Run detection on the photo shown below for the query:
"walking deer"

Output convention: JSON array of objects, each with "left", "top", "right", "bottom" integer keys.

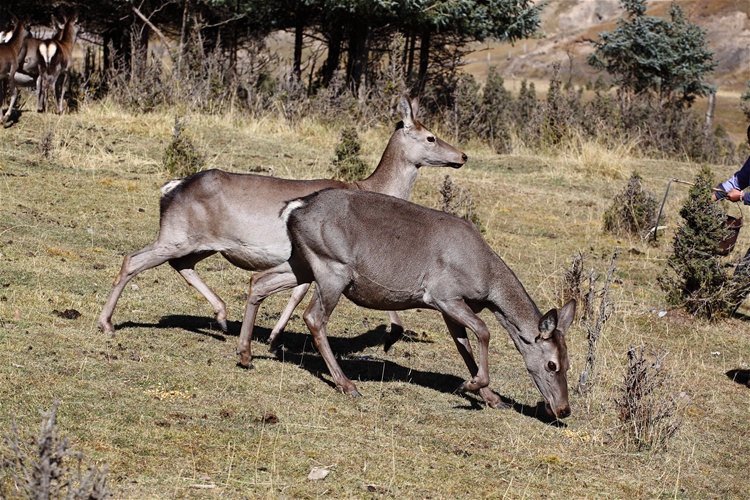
[
  {"left": 37, "top": 12, "right": 78, "bottom": 114},
  {"left": 14, "top": 16, "right": 64, "bottom": 106},
  {"left": 0, "top": 20, "right": 29, "bottom": 125},
  {"left": 274, "top": 189, "right": 575, "bottom": 418},
  {"left": 98, "top": 98, "right": 467, "bottom": 352}
]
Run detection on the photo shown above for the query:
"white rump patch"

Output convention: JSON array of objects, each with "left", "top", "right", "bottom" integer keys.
[
  {"left": 280, "top": 199, "right": 306, "bottom": 223},
  {"left": 160, "top": 179, "right": 184, "bottom": 197},
  {"left": 39, "top": 42, "right": 57, "bottom": 63}
]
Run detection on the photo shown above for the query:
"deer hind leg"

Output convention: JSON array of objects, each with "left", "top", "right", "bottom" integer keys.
[
  {"left": 98, "top": 244, "right": 187, "bottom": 336},
  {"left": 268, "top": 283, "right": 311, "bottom": 350},
  {"left": 54, "top": 72, "right": 68, "bottom": 114},
  {"left": 38, "top": 72, "right": 50, "bottom": 113},
  {"left": 1, "top": 77, "right": 17, "bottom": 124},
  {"left": 237, "top": 263, "right": 303, "bottom": 368},
  {"left": 303, "top": 282, "right": 360, "bottom": 397},
  {"left": 382, "top": 310, "right": 405, "bottom": 352},
  {"left": 168, "top": 252, "right": 226, "bottom": 331}
]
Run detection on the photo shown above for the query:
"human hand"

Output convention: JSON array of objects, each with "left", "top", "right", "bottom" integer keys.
[{"left": 728, "top": 189, "right": 744, "bottom": 202}]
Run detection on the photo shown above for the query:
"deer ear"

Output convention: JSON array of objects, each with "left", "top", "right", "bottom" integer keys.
[
  {"left": 398, "top": 97, "right": 414, "bottom": 130},
  {"left": 556, "top": 299, "right": 577, "bottom": 336},
  {"left": 410, "top": 97, "right": 420, "bottom": 121},
  {"left": 538, "top": 309, "right": 557, "bottom": 340}
]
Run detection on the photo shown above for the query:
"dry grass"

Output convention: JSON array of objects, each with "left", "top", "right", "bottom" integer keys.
[{"left": 1, "top": 100, "right": 749, "bottom": 498}]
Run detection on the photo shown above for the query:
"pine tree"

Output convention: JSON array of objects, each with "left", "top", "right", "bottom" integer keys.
[
  {"left": 658, "top": 166, "right": 733, "bottom": 319},
  {"left": 588, "top": 0, "right": 716, "bottom": 110},
  {"left": 481, "top": 66, "right": 513, "bottom": 153}
]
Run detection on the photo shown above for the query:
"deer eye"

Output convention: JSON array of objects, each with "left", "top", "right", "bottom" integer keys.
[
  {"left": 547, "top": 361, "right": 557, "bottom": 372},
  {"left": 427, "top": 136, "right": 436, "bottom": 143}
]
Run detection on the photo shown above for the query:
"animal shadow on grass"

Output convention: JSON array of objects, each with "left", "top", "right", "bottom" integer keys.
[
  {"left": 726, "top": 369, "right": 750, "bottom": 387},
  {"left": 1, "top": 108, "right": 21, "bottom": 127},
  {"left": 117, "top": 314, "right": 241, "bottom": 342},
  {"left": 271, "top": 325, "right": 563, "bottom": 425}
]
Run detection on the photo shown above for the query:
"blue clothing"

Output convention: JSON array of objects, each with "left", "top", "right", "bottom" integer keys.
[{"left": 716, "top": 155, "right": 750, "bottom": 204}]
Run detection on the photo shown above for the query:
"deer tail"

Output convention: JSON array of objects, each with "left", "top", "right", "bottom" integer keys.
[
  {"left": 38, "top": 41, "right": 57, "bottom": 65},
  {"left": 280, "top": 199, "right": 306, "bottom": 223}
]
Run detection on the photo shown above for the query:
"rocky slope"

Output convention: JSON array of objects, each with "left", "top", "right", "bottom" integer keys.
[{"left": 466, "top": 0, "right": 750, "bottom": 92}]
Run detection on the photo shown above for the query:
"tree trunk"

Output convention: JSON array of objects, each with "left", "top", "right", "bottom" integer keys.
[
  {"left": 104, "top": 23, "right": 131, "bottom": 79},
  {"left": 417, "top": 26, "right": 431, "bottom": 93},
  {"left": 293, "top": 15, "right": 303, "bottom": 81},
  {"left": 704, "top": 91, "right": 716, "bottom": 137},
  {"left": 406, "top": 29, "right": 416, "bottom": 83},
  {"left": 321, "top": 21, "right": 343, "bottom": 87},
  {"left": 346, "top": 20, "right": 369, "bottom": 93},
  {"left": 178, "top": 0, "right": 189, "bottom": 76}
]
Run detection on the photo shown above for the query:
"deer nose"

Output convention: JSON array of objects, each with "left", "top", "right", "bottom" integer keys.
[
  {"left": 461, "top": 153, "right": 468, "bottom": 162},
  {"left": 556, "top": 405, "right": 571, "bottom": 419}
]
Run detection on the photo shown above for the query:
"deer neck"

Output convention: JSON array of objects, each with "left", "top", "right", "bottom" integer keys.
[
  {"left": 61, "top": 21, "right": 78, "bottom": 46},
  {"left": 8, "top": 25, "right": 27, "bottom": 53},
  {"left": 357, "top": 134, "right": 419, "bottom": 200},
  {"left": 488, "top": 264, "right": 542, "bottom": 349}
]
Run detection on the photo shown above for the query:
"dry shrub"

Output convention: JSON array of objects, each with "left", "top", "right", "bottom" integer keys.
[
  {"left": 330, "top": 127, "right": 369, "bottom": 182},
  {"left": 438, "top": 175, "right": 484, "bottom": 233},
  {"left": 615, "top": 346, "right": 689, "bottom": 452},
  {"left": 575, "top": 248, "right": 617, "bottom": 397},
  {"left": 3, "top": 401, "right": 109, "bottom": 498},
  {"left": 603, "top": 172, "right": 658, "bottom": 236},
  {"left": 40, "top": 127, "right": 55, "bottom": 159},
  {"left": 163, "top": 116, "right": 205, "bottom": 178}
]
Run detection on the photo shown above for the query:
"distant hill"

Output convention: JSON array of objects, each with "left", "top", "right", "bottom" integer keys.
[{"left": 465, "top": 0, "right": 750, "bottom": 93}]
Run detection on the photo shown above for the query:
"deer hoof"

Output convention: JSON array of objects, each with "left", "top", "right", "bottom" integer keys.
[
  {"left": 337, "top": 385, "right": 361, "bottom": 398},
  {"left": 478, "top": 387, "right": 506, "bottom": 408},
  {"left": 237, "top": 351, "right": 254, "bottom": 369},
  {"left": 455, "top": 381, "right": 471, "bottom": 394},
  {"left": 236, "top": 360, "right": 254, "bottom": 370},
  {"left": 98, "top": 321, "right": 115, "bottom": 336},
  {"left": 268, "top": 332, "right": 282, "bottom": 353},
  {"left": 216, "top": 318, "right": 228, "bottom": 333}
]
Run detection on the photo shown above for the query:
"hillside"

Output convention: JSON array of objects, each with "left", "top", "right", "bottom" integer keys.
[{"left": 465, "top": 0, "right": 750, "bottom": 91}]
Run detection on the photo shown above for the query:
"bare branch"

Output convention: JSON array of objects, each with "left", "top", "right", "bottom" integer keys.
[{"left": 131, "top": 4, "right": 174, "bottom": 63}]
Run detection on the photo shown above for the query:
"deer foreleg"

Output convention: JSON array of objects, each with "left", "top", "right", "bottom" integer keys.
[
  {"left": 168, "top": 252, "right": 225, "bottom": 331},
  {"left": 441, "top": 301, "right": 492, "bottom": 394}
]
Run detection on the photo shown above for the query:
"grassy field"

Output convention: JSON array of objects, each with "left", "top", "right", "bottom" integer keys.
[{"left": 1, "top": 101, "right": 749, "bottom": 498}]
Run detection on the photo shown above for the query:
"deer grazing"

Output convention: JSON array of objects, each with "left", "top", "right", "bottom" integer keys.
[
  {"left": 98, "top": 98, "right": 468, "bottom": 352},
  {"left": 273, "top": 189, "right": 576, "bottom": 418},
  {"left": 0, "top": 19, "right": 29, "bottom": 125},
  {"left": 37, "top": 12, "right": 78, "bottom": 114}
]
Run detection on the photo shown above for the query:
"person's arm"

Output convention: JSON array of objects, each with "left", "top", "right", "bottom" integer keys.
[{"left": 716, "top": 156, "right": 750, "bottom": 201}]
